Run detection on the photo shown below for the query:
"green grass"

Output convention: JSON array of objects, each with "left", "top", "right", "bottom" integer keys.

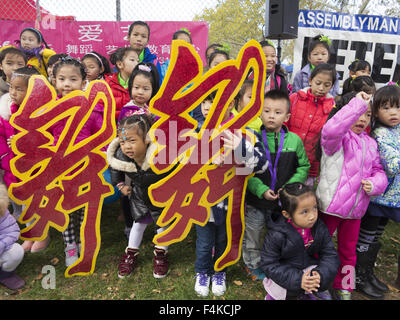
[{"left": 1, "top": 201, "right": 399, "bottom": 300}]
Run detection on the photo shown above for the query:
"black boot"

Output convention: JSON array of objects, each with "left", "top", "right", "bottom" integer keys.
[
  {"left": 368, "top": 242, "right": 389, "bottom": 293},
  {"left": 355, "top": 248, "right": 384, "bottom": 299}
]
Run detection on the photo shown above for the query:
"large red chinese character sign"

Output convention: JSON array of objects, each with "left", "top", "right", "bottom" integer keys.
[
  {"left": 148, "top": 40, "right": 265, "bottom": 271},
  {"left": 9, "top": 77, "right": 116, "bottom": 277}
]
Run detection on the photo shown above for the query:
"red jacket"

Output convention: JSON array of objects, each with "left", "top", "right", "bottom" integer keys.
[
  {"left": 287, "top": 88, "right": 335, "bottom": 177},
  {"left": 104, "top": 73, "right": 130, "bottom": 123}
]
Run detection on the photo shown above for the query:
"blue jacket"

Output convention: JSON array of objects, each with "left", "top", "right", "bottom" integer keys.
[
  {"left": 371, "top": 123, "right": 400, "bottom": 208},
  {"left": 141, "top": 47, "right": 164, "bottom": 86}
]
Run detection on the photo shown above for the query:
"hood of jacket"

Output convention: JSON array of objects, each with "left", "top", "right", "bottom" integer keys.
[{"left": 106, "top": 137, "right": 156, "bottom": 173}]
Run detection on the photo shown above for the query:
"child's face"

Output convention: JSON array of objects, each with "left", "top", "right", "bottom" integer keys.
[
  {"left": 283, "top": 194, "right": 318, "bottom": 229},
  {"left": 175, "top": 33, "right": 191, "bottom": 44},
  {"left": 129, "top": 25, "right": 149, "bottom": 53},
  {"left": 353, "top": 68, "right": 371, "bottom": 77},
  {"left": 9, "top": 76, "right": 28, "bottom": 106},
  {"left": 351, "top": 104, "right": 372, "bottom": 134},
  {"left": 261, "top": 98, "right": 290, "bottom": 132},
  {"left": 82, "top": 57, "right": 104, "bottom": 81},
  {"left": 238, "top": 86, "right": 252, "bottom": 112},
  {"left": 20, "top": 30, "right": 41, "bottom": 50},
  {"left": 375, "top": 101, "right": 400, "bottom": 127},
  {"left": 131, "top": 74, "right": 152, "bottom": 107},
  {"left": 210, "top": 54, "right": 227, "bottom": 68},
  {"left": 0, "top": 53, "right": 26, "bottom": 82},
  {"left": 262, "top": 46, "right": 277, "bottom": 71},
  {"left": 119, "top": 126, "right": 148, "bottom": 166},
  {"left": 117, "top": 51, "right": 139, "bottom": 78},
  {"left": 55, "top": 65, "right": 84, "bottom": 97},
  {"left": 308, "top": 44, "right": 329, "bottom": 66},
  {"left": 309, "top": 72, "right": 333, "bottom": 97},
  {"left": 201, "top": 99, "right": 212, "bottom": 119}
]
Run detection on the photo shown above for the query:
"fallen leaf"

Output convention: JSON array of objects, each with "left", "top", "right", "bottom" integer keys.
[
  {"left": 388, "top": 284, "right": 400, "bottom": 293},
  {"left": 233, "top": 280, "right": 243, "bottom": 286},
  {"left": 152, "top": 289, "right": 161, "bottom": 294},
  {"left": 101, "top": 273, "right": 109, "bottom": 280},
  {"left": 35, "top": 273, "right": 44, "bottom": 281},
  {"left": 390, "top": 237, "right": 400, "bottom": 245},
  {"left": 166, "top": 287, "right": 174, "bottom": 292},
  {"left": 130, "top": 293, "right": 136, "bottom": 299},
  {"left": 50, "top": 257, "right": 59, "bottom": 266}
]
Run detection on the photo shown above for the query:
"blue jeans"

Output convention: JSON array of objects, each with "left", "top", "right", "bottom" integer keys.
[{"left": 195, "top": 220, "right": 227, "bottom": 275}]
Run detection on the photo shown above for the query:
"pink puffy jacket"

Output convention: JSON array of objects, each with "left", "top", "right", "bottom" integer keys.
[
  {"left": 0, "top": 116, "right": 17, "bottom": 187},
  {"left": 316, "top": 97, "right": 388, "bottom": 219}
]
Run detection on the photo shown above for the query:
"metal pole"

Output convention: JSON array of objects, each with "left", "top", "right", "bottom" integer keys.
[
  {"left": 277, "top": 39, "right": 282, "bottom": 65},
  {"left": 116, "top": 0, "right": 121, "bottom": 21},
  {"left": 35, "top": 0, "right": 41, "bottom": 30}
]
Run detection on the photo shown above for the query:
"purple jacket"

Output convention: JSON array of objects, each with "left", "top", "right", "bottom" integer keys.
[
  {"left": 0, "top": 210, "right": 20, "bottom": 256},
  {"left": 316, "top": 97, "right": 388, "bottom": 219}
]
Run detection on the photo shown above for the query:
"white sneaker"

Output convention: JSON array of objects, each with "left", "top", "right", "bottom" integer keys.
[
  {"left": 65, "top": 243, "right": 79, "bottom": 267},
  {"left": 194, "top": 272, "right": 210, "bottom": 297},
  {"left": 211, "top": 272, "right": 226, "bottom": 296}
]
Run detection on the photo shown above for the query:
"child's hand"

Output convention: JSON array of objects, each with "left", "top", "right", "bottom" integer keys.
[
  {"left": 301, "top": 270, "right": 320, "bottom": 294},
  {"left": 361, "top": 180, "right": 373, "bottom": 193},
  {"left": 6, "top": 135, "right": 14, "bottom": 148},
  {"left": 221, "top": 130, "right": 242, "bottom": 153},
  {"left": 120, "top": 185, "right": 132, "bottom": 196},
  {"left": 356, "top": 91, "right": 372, "bottom": 104},
  {"left": 263, "top": 189, "right": 278, "bottom": 201}
]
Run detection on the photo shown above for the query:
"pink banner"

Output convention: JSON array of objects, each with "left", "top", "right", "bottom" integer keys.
[{"left": 0, "top": 20, "right": 209, "bottom": 65}]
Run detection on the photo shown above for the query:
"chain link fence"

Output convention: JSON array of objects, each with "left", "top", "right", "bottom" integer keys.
[{"left": 1, "top": 0, "right": 270, "bottom": 58}]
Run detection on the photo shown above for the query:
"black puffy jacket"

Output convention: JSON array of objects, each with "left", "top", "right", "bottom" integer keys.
[
  {"left": 260, "top": 211, "right": 340, "bottom": 297},
  {"left": 107, "top": 138, "right": 169, "bottom": 223}
]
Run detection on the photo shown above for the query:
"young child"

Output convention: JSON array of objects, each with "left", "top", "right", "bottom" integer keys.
[
  {"left": 106, "top": 47, "right": 140, "bottom": 122},
  {"left": 118, "top": 62, "right": 160, "bottom": 122},
  {"left": 0, "top": 183, "right": 25, "bottom": 290},
  {"left": 194, "top": 92, "right": 268, "bottom": 297},
  {"left": 0, "top": 66, "right": 48, "bottom": 254},
  {"left": 232, "top": 80, "right": 262, "bottom": 132},
  {"left": 46, "top": 53, "right": 68, "bottom": 87},
  {"left": 107, "top": 114, "right": 170, "bottom": 279},
  {"left": 191, "top": 48, "right": 230, "bottom": 125},
  {"left": 205, "top": 43, "right": 223, "bottom": 68},
  {"left": 127, "top": 21, "right": 163, "bottom": 85},
  {"left": 355, "top": 85, "right": 400, "bottom": 298},
  {"left": 15, "top": 27, "right": 56, "bottom": 78},
  {"left": 287, "top": 63, "right": 336, "bottom": 185},
  {"left": 160, "top": 28, "right": 193, "bottom": 80},
  {"left": 207, "top": 47, "right": 230, "bottom": 69},
  {"left": 0, "top": 47, "right": 27, "bottom": 98},
  {"left": 260, "top": 183, "right": 339, "bottom": 300},
  {"left": 244, "top": 90, "right": 310, "bottom": 281},
  {"left": 341, "top": 60, "right": 371, "bottom": 96},
  {"left": 292, "top": 35, "right": 340, "bottom": 97},
  {"left": 259, "top": 40, "right": 288, "bottom": 95},
  {"left": 315, "top": 91, "right": 388, "bottom": 300},
  {"left": 52, "top": 57, "right": 108, "bottom": 266},
  {"left": 82, "top": 51, "right": 111, "bottom": 90}
]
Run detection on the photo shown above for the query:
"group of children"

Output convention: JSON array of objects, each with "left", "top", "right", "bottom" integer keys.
[{"left": 0, "top": 24, "right": 398, "bottom": 301}]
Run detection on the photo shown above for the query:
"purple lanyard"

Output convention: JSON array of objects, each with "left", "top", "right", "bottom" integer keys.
[{"left": 262, "top": 128, "right": 285, "bottom": 191}]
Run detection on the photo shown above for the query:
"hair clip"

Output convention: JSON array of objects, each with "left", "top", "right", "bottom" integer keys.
[
  {"left": 121, "top": 127, "right": 128, "bottom": 141},
  {"left": 138, "top": 64, "right": 151, "bottom": 72},
  {"left": 219, "top": 43, "right": 231, "bottom": 54},
  {"left": 180, "top": 27, "right": 191, "bottom": 35},
  {"left": 319, "top": 35, "right": 332, "bottom": 46},
  {"left": 266, "top": 39, "right": 275, "bottom": 48}
]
